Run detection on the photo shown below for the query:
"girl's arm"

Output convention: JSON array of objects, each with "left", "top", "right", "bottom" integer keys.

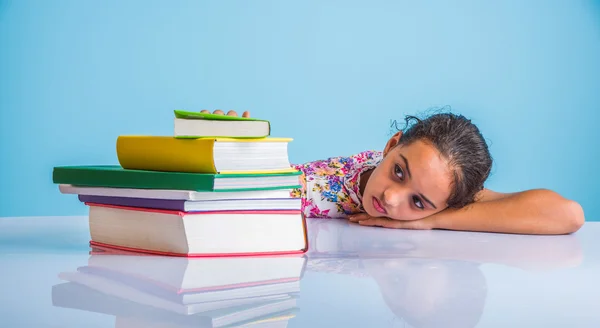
[
  {"left": 350, "top": 189, "right": 585, "bottom": 235},
  {"left": 431, "top": 188, "right": 584, "bottom": 234}
]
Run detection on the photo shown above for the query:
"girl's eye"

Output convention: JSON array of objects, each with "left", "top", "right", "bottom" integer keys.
[
  {"left": 394, "top": 164, "right": 423, "bottom": 210},
  {"left": 394, "top": 164, "right": 404, "bottom": 179},
  {"left": 413, "top": 196, "right": 424, "bottom": 209}
]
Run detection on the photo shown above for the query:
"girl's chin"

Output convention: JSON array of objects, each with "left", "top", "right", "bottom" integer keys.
[{"left": 364, "top": 207, "right": 381, "bottom": 218}]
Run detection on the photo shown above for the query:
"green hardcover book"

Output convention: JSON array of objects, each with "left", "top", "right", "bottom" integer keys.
[
  {"left": 52, "top": 165, "right": 302, "bottom": 192},
  {"left": 173, "top": 110, "right": 271, "bottom": 139}
]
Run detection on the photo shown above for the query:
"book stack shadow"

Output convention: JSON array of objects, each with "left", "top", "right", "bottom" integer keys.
[{"left": 52, "top": 110, "right": 308, "bottom": 257}]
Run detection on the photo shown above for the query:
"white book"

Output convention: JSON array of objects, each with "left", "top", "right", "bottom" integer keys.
[
  {"left": 59, "top": 184, "right": 295, "bottom": 201},
  {"left": 174, "top": 117, "right": 270, "bottom": 139},
  {"left": 87, "top": 204, "right": 307, "bottom": 256}
]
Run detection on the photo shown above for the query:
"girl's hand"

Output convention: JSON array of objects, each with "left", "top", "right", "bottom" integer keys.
[
  {"left": 348, "top": 213, "right": 436, "bottom": 230},
  {"left": 200, "top": 109, "right": 251, "bottom": 118}
]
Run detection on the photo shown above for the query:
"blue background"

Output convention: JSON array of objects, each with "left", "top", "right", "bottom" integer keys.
[{"left": 1, "top": 0, "right": 599, "bottom": 220}]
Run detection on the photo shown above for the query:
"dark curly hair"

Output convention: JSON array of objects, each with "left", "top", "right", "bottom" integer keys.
[{"left": 395, "top": 110, "right": 492, "bottom": 208}]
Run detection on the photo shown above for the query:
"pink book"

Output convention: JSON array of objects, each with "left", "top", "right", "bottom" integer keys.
[{"left": 85, "top": 203, "right": 309, "bottom": 258}]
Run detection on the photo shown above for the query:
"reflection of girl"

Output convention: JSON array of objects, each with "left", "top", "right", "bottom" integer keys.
[{"left": 362, "top": 258, "right": 487, "bottom": 328}]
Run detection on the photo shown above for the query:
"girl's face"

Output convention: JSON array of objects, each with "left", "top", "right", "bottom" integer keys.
[{"left": 362, "top": 132, "right": 454, "bottom": 221}]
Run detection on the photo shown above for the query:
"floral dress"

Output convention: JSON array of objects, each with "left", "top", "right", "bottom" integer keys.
[{"left": 290, "top": 150, "right": 383, "bottom": 219}]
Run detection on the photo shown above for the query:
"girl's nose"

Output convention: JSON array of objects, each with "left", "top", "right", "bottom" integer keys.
[{"left": 383, "top": 185, "right": 406, "bottom": 208}]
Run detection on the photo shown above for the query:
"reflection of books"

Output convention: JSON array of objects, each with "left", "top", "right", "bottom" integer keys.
[
  {"left": 52, "top": 251, "right": 304, "bottom": 327},
  {"left": 58, "top": 270, "right": 297, "bottom": 315},
  {"left": 82, "top": 249, "right": 304, "bottom": 297},
  {"left": 52, "top": 282, "right": 296, "bottom": 328}
]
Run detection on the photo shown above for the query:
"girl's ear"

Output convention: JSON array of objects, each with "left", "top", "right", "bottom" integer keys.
[{"left": 383, "top": 131, "right": 403, "bottom": 156}]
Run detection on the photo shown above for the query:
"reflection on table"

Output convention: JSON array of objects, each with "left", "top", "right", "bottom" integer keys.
[
  {"left": 50, "top": 218, "right": 585, "bottom": 328},
  {"left": 305, "top": 219, "right": 583, "bottom": 328},
  {"left": 52, "top": 246, "right": 306, "bottom": 328}
]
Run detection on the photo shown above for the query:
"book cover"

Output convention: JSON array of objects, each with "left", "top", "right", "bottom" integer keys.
[
  {"left": 77, "top": 194, "right": 301, "bottom": 212},
  {"left": 173, "top": 110, "right": 272, "bottom": 139},
  {"left": 52, "top": 165, "right": 302, "bottom": 192},
  {"left": 60, "top": 184, "right": 295, "bottom": 201},
  {"left": 116, "top": 135, "right": 296, "bottom": 174}
]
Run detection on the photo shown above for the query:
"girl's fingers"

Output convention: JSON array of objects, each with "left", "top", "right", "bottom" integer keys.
[
  {"left": 348, "top": 213, "right": 372, "bottom": 222},
  {"left": 357, "top": 218, "right": 403, "bottom": 228},
  {"left": 358, "top": 218, "right": 432, "bottom": 230},
  {"left": 199, "top": 109, "right": 250, "bottom": 118}
]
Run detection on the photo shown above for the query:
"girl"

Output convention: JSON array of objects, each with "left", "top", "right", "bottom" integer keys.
[{"left": 201, "top": 109, "right": 585, "bottom": 235}]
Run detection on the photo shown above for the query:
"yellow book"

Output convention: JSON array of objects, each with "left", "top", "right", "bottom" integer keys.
[{"left": 116, "top": 136, "right": 297, "bottom": 174}]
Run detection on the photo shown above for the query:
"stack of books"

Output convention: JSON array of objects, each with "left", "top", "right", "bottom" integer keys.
[
  {"left": 52, "top": 110, "right": 308, "bottom": 257},
  {"left": 52, "top": 246, "right": 305, "bottom": 327}
]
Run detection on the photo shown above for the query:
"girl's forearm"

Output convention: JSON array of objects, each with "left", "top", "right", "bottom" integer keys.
[{"left": 431, "top": 189, "right": 585, "bottom": 235}]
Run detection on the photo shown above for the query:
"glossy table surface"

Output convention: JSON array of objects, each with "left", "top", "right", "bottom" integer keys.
[{"left": 1, "top": 216, "right": 599, "bottom": 328}]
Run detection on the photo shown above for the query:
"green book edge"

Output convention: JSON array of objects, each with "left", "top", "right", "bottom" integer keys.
[
  {"left": 52, "top": 165, "right": 302, "bottom": 178},
  {"left": 174, "top": 109, "right": 269, "bottom": 122},
  {"left": 52, "top": 165, "right": 302, "bottom": 192}
]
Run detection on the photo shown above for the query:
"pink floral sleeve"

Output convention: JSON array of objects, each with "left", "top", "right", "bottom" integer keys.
[{"left": 290, "top": 151, "right": 383, "bottom": 219}]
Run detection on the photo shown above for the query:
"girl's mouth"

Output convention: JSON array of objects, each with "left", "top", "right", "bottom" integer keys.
[{"left": 372, "top": 197, "right": 387, "bottom": 214}]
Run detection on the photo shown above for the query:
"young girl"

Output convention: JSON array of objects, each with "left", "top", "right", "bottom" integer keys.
[{"left": 201, "top": 109, "right": 585, "bottom": 235}]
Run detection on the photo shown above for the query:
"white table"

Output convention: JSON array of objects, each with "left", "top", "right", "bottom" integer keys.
[{"left": 1, "top": 216, "right": 598, "bottom": 327}]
